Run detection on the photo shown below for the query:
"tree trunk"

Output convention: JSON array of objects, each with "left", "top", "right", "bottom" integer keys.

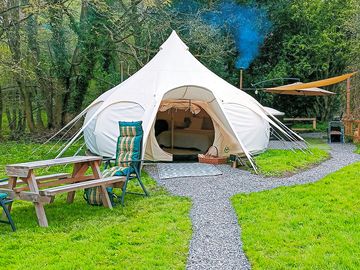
[
  {"left": 48, "top": 1, "right": 70, "bottom": 127},
  {"left": 18, "top": 105, "right": 25, "bottom": 133},
  {"left": 68, "top": 0, "right": 94, "bottom": 114},
  {"left": 34, "top": 88, "right": 45, "bottom": 129},
  {"left": 5, "top": 0, "right": 35, "bottom": 132},
  {"left": 25, "top": 10, "right": 49, "bottom": 130},
  {"left": 6, "top": 107, "right": 17, "bottom": 138}
]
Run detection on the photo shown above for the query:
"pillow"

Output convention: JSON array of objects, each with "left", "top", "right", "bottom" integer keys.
[{"left": 188, "top": 117, "right": 203, "bottom": 130}]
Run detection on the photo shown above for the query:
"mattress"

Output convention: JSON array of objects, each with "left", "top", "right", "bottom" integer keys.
[{"left": 157, "top": 129, "right": 214, "bottom": 153}]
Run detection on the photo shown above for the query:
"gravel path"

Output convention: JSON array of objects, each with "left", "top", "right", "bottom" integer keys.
[{"left": 145, "top": 143, "right": 360, "bottom": 270}]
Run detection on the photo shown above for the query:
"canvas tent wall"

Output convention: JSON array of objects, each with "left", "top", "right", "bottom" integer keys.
[{"left": 59, "top": 31, "right": 301, "bottom": 167}]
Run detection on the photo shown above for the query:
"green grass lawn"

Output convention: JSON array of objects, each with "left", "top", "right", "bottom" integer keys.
[
  {"left": 254, "top": 139, "right": 329, "bottom": 177},
  {"left": 355, "top": 144, "right": 360, "bottom": 154},
  {"left": 232, "top": 162, "right": 360, "bottom": 269},
  {"left": 0, "top": 141, "right": 86, "bottom": 178},
  {"left": 290, "top": 121, "right": 328, "bottom": 133},
  {"left": 0, "top": 141, "right": 192, "bottom": 269}
]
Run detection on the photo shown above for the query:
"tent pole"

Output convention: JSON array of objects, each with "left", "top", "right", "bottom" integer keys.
[{"left": 171, "top": 108, "right": 174, "bottom": 151}]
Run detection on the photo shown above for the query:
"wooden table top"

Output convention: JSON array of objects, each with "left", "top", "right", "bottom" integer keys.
[{"left": 6, "top": 156, "right": 102, "bottom": 170}]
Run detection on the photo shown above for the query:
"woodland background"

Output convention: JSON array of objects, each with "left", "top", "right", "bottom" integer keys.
[{"left": 0, "top": 0, "right": 359, "bottom": 139}]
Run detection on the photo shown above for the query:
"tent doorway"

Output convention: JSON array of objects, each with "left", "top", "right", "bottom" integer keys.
[{"left": 155, "top": 100, "right": 215, "bottom": 161}]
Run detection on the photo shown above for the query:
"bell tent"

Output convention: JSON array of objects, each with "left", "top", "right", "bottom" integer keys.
[{"left": 58, "top": 31, "right": 301, "bottom": 168}]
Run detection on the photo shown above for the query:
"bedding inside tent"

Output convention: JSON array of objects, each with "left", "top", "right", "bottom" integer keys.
[{"left": 155, "top": 100, "right": 215, "bottom": 160}]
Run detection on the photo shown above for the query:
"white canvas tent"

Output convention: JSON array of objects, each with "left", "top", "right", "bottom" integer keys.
[{"left": 58, "top": 31, "right": 303, "bottom": 169}]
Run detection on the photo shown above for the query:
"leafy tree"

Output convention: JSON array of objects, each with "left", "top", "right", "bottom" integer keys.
[
  {"left": 0, "top": 0, "right": 358, "bottom": 138},
  {"left": 247, "top": 0, "right": 358, "bottom": 120}
]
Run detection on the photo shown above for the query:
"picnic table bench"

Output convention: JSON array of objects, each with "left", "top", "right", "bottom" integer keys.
[
  {"left": 283, "top": 117, "right": 317, "bottom": 131},
  {"left": 1, "top": 156, "right": 125, "bottom": 227},
  {"left": 0, "top": 173, "right": 71, "bottom": 191}
]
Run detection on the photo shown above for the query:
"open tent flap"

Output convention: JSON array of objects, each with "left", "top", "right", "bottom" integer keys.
[
  {"left": 145, "top": 123, "right": 173, "bottom": 161},
  {"left": 144, "top": 96, "right": 257, "bottom": 170},
  {"left": 204, "top": 101, "right": 244, "bottom": 155},
  {"left": 144, "top": 96, "right": 245, "bottom": 160}
]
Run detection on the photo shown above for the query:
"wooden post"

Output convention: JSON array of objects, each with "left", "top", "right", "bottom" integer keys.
[
  {"left": 27, "top": 171, "right": 48, "bottom": 227},
  {"left": 355, "top": 123, "right": 360, "bottom": 143},
  {"left": 66, "top": 162, "right": 91, "bottom": 203},
  {"left": 67, "top": 163, "right": 80, "bottom": 203},
  {"left": 346, "top": 78, "right": 351, "bottom": 117},
  {"left": 343, "top": 78, "right": 352, "bottom": 137},
  {"left": 90, "top": 161, "right": 112, "bottom": 209}
]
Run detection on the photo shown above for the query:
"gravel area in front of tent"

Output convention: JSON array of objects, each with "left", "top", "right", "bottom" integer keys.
[
  {"left": 267, "top": 140, "right": 307, "bottom": 150},
  {"left": 145, "top": 143, "right": 360, "bottom": 270}
]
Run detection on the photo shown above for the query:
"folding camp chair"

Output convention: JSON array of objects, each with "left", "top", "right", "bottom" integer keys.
[
  {"left": 103, "top": 121, "right": 149, "bottom": 206},
  {"left": 0, "top": 184, "right": 16, "bottom": 231}
]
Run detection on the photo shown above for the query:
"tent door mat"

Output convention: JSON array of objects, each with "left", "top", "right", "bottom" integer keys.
[{"left": 157, "top": 163, "right": 222, "bottom": 179}]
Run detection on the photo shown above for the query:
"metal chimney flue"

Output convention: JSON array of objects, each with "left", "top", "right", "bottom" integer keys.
[{"left": 239, "top": 68, "right": 244, "bottom": 89}]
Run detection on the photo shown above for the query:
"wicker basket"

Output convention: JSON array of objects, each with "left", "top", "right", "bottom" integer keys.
[
  {"left": 198, "top": 154, "right": 228, "bottom": 164},
  {"left": 198, "top": 146, "right": 228, "bottom": 164}
]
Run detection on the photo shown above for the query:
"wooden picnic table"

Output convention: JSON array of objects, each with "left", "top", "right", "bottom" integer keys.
[{"left": 2, "top": 156, "right": 124, "bottom": 227}]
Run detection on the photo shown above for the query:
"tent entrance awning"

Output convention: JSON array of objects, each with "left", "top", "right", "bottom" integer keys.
[{"left": 159, "top": 100, "right": 202, "bottom": 114}]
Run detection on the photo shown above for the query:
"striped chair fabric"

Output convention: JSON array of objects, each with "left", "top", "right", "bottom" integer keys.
[{"left": 103, "top": 121, "right": 143, "bottom": 177}]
